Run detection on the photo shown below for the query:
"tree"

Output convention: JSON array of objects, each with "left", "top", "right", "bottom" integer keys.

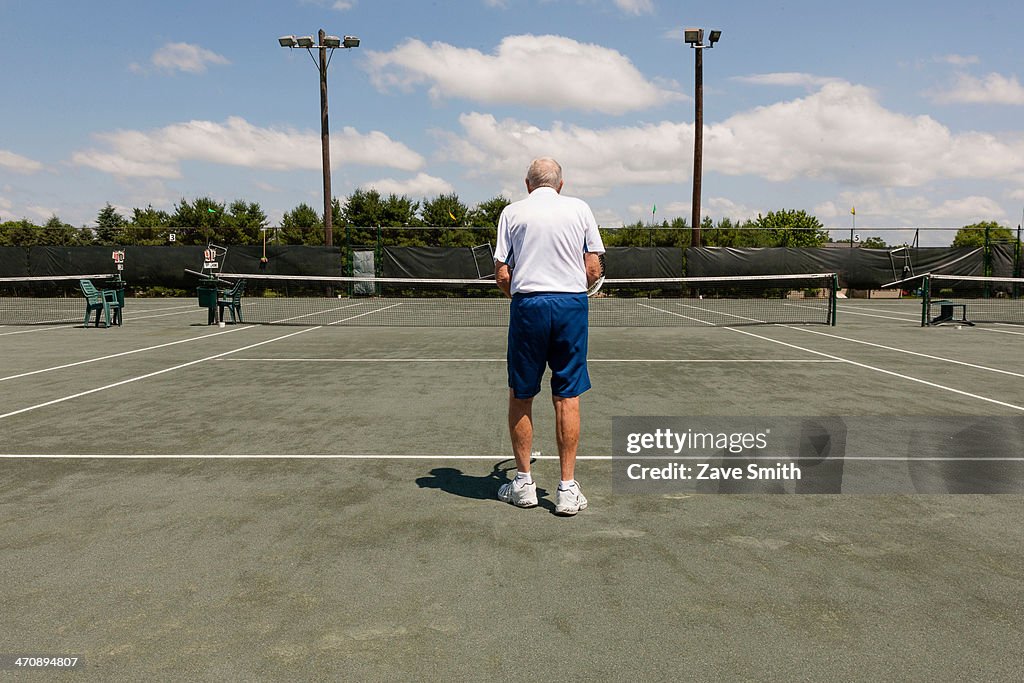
[
  {"left": 860, "top": 236, "right": 888, "bottom": 249},
  {"left": 340, "top": 188, "right": 422, "bottom": 247},
  {"left": 601, "top": 217, "right": 690, "bottom": 248},
  {"left": 752, "top": 209, "right": 828, "bottom": 247},
  {"left": 0, "top": 219, "right": 41, "bottom": 246},
  {"left": 170, "top": 197, "right": 225, "bottom": 245},
  {"left": 468, "top": 195, "right": 510, "bottom": 228},
  {"left": 129, "top": 205, "right": 172, "bottom": 245},
  {"left": 339, "top": 188, "right": 387, "bottom": 228},
  {"left": 420, "top": 193, "right": 468, "bottom": 227},
  {"left": 279, "top": 203, "right": 323, "bottom": 245},
  {"left": 704, "top": 217, "right": 746, "bottom": 247},
  {"left": 421, "top": 193, "right": 474, "bottom": 246},
  {"left": 41, "top": 215, "right": 91, "bottom": 245},
  {"left": 95, "top": 203, "right": 128, "bottom": 245},
  {"left": 951, "top": 221, "right": 1015, "bottom": 248},
  {"left": 223, "top": 200, "right": 268, "bottom": 245}
]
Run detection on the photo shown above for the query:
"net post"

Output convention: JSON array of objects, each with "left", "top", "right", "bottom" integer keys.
[
  {"left": 921, "top": 274, "right": 930, "bottom": 327},
  {"left": 983, "top": 223, "right": 992, "bottom": 298},
  {"left": 1015, "top": 224, "right": 1022, "bottom": 279},
  {"left": 830, "top": 273, "right": 838, "bottom": 326}
]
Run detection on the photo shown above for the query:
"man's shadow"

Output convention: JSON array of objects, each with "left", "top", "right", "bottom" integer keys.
[{"left": 415, "top": 458, "right": 554, "bottom": 511}]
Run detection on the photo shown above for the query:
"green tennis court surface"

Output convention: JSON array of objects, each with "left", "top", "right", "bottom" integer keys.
[{"left": 1, "top": 300, "right": 1021, "bottom": 680}]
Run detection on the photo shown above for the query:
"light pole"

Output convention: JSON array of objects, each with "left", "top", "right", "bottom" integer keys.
[
  {"left": 279, "top": 31, "right": 360, "bottom": 247},
  {"left": 683, "top": 28, "right": 721, "bottom": 249}
]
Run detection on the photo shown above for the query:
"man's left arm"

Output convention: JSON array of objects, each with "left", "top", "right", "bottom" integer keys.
[
  {"left": 584, "top": 252, "right": 602, "bottom": 288},
  {"left": 582, "top": 204, "right": 605, "bottom": 287}
]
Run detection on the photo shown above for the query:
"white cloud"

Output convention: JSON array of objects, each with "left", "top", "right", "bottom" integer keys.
[
  {"left": 439, "top": 81, "right": 1024, "bottom": 199},
  {"left": 366, "top": 34, "right": 682, "bottom": 114},
  {"left": 253, "top": 181, "right": 281, "bottom": 193},
  {"left": 0, "top": 150, "right": 44, "bottom": 174},
  {"left": 733, "top": 72, "right": 842, "bottom": 89},
  {"left": 710, "top": 81, "right": 1024, "bottom": 186},
  {"left": 628, "top": 197, "right": 764, "bottom": 223},
  {"left": 613, "top": 0, "right": 654, "bottom": 14},
  {"left": 299, "top": 0, "right": 355, "bottom": 11},
  {"left": 71, "top": 116, "right": 425, "bottom": 179},
  {"left": 929, "top": 72, "right": 1024, "bottom": 105},
  {"left": 147, "top": 42, "right": 230, "bottom": 74},
  {"left": 1008, "top": 188, "right": 1024, "bottom": 201},
  {"left": 360, "top": 173, "right": 454, "bottom": 198},
  {"left": 936, "top": 54, "right": 980, "bottom": 66},
  {"left": 816, "top": 191, "right": 1008, "bottom": 226},
  {"left": 437, "top": 112, "right": 693, "bottom": 196},
  {"left": 25, "top": 205, "right": 58, "bottom": 221}
]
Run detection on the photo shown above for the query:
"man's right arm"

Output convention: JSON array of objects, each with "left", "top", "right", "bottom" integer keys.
[{"left": 496, "top": 262, "right": 512, "bottom": 298}]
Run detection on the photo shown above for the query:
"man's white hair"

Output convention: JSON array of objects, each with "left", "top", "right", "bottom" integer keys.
[{"left": 526, "top": 157, "right": 563, "bottom": 190}]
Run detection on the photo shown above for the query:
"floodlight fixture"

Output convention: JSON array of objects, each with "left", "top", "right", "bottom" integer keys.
[
  {"left": 276, "top": 27, "right": 361, "bottom": 247},
  {"left": 684, "top": 27, "right": 724, "bottom": 248}
]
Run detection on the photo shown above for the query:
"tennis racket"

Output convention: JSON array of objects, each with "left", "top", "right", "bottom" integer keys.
[{"left": 586, "top": 252, "right": 606, "bottom": 297}]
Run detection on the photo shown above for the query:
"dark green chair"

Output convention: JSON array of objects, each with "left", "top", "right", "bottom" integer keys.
[
  {"left": 80, "top": 279, "right": 123, "bottom": 328},
  {"left": 217, "top": 279, "right": 245, "bottom": 323}
]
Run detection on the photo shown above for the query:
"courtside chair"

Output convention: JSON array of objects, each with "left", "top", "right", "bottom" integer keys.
[
  {"left": 79, "top": 279, "right": 123, "bottom": 328},
  {"left": 217, "top": 279, "right": 245, "bottom": 323}
]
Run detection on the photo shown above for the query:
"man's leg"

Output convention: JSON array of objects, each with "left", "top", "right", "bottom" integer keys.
[
  {"left": 499, "top": 391, "right": 539, "bottom": 508},
  {"left": 552, "top": 395, "right": 580, "bottom": 481},
  {"left": 509, "top": 391, "right": 535, "bottom": 474}
]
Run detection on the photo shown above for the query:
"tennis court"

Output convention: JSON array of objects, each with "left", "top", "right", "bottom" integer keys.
[{"left": 1, "top": 297, "right": 1022, "bottom": 680}]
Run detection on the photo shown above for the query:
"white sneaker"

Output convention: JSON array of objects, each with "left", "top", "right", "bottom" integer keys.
[
  {"left": 498, "top": 478, "right": 538, "bottom": 508},
  {"left": 554, "top": 483, "right": 588, "bottom": 516}
]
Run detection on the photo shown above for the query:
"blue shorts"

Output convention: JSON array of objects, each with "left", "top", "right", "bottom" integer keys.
[{"left": 507, "top": 292, "right": 591, "bottom": 399}]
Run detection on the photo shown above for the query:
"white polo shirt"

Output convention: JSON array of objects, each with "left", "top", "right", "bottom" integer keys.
[{"left": 494, "top": 187, "right": 605, "bottom": 295}]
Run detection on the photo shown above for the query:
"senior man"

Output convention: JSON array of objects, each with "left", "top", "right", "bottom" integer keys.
[{"left": 493, "top": 157, "right": 604, "bottom": 516}]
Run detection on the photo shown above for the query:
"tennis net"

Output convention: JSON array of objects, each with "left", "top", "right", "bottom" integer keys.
[
  {"left": 924, "top": 274, "right": 1024, "bottom": 325},
  {"left": 0, "top": 274, "right": 123, "bottom": 325},
  {"left": 205, "top": 272, "right": 838, "bottom": 327}
]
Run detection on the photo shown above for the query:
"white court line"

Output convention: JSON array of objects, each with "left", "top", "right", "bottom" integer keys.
[
  {"left": 0, "top": 325, "right": 256, "bottom": 382},
  {"left": 215, "top": 357, "right": 843, "bottom": 364},
  {"left": 1, "top": 453, "right": 1021, "bottom": 461},
  {"left": 848, "top": 305, "right": 921, "bottom": 316},
  {"left": 328, "top": 302, "right": 403, "bottom": 325},
  {"left": 638, "top": 302, "right": 722, "bottom": 325},
  {"left": 729, "top": 325, "right": 1024, "bottom": 411},
  {"left": 783, "top": 326, "right": 1024, "bottom": 380},
  {"left": 979, "top": 326, "right": 1024, "bottom": 337},
  {"left": 254, "top": 300, "right": 367, "bottom": 324},
  {"left": 0, "top": 327, "right": 318, "bottom": 421},
  {"left": 639, "top": 302, "right": 1024, "bottom": 412},
  {"left": 0, "top": 453, "right": 612, "bottom": 460},
  {"left": 833, "top": 309, "right": 920, "bottom": 322},
  {"left": 0, "top": 303, "right": 209, "bottom": 336}
]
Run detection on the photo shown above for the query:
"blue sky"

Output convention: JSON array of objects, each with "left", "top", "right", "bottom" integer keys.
[{"left": 1, "top": 0, "right": 1022, "bottom": 245}]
